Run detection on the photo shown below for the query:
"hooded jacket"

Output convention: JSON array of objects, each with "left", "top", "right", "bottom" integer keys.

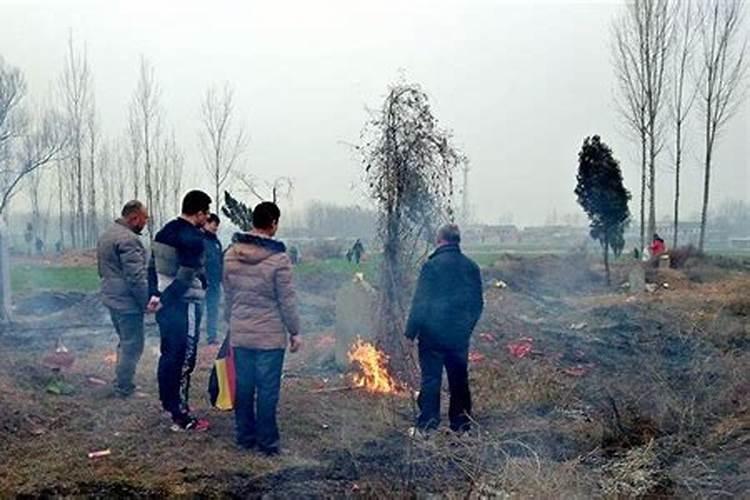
[
  {"left": 223, "top": 233, "right": 301, "bottom": 350},
  {"left": 97, "top": 219, "right": 149, "bottom": 313}
]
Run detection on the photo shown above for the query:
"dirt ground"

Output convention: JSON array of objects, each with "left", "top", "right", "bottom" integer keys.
[{"left": 0, "top": 253, "right": 748, "bottom": 498}]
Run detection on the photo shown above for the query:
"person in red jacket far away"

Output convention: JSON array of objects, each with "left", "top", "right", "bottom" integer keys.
[{"left": 649, "top": 233, "right": 667, "bottom": 258}]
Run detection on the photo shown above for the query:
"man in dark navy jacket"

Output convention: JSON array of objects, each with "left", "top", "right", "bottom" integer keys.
[
  {"left": 148, "top": 190, "right": 212, "bottom": 432},
  {"left": 405, "top": 224, "right": 483, "bottom": 434}
]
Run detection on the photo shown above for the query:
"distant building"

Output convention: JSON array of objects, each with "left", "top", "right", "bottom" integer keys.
[
  {"left": 729, "top": 237, "right": 750, "bottom": 250},
  {"left": 464, "top": 225, "right": 520, "bottom": 245}
]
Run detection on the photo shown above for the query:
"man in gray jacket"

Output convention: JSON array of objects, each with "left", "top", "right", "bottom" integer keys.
[{"left": 97, "top": 200, "right": 151, "bottom": 397}]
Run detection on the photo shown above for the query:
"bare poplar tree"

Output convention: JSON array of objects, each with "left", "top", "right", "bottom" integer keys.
[
  {"left": 612, "top": 0, "right": 674, "bottom": 249},
  {"left": 26, "top": 162, "right": 45, "bottom": 240},
  {"left": 199, "top": 82, "right": 248, "bottom": 205},
  {"left": 1, "top": 109, "right": 68, "bottom": 215},
  {"left": 130, "top": 56, "right": 163, "bottom": 236},
  {"left": 0, "top": 59, "right": 67, "bottom": 216},
  {"left": 669, "top": 0, "right": 701, "bottom": 248},
  {"left": 85, "top": 102, "right": 99, "bottom": 245},
  {"left": 361, "top": 82, "right": 464, "bottom": 374},
  {"left": 0, "top": 57, "right": 26, "bottom": 150},
  {"left": 126, "top": 119, "right": 142, "bottom": 200},
  {"left": 697, "top": 0, "right": 748, "bottom": 251},
  {"left": 98, "top": 140, "right": 112, "bottom": 224},
  {"left": 110, "top": 138, "right": 128, "bottom": 217},
  {"left": 164, "top": 132, "right": 184, "bottom": 216},
  {"left": 59, "top": 34, "right": 93, "bottom": 247}
]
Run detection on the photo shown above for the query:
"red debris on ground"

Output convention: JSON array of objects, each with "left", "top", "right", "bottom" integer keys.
[
  {"left": 562, "top": 364, "right": 594, "bottom": 377},
  {"left": 468, "top": 351, "right": 485, "bottom": 363},
  {"left": 506, "top": 337, "right": 534, "bottom": 359}
]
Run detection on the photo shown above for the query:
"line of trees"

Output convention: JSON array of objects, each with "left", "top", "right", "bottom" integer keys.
[
  {"left": 0, "top": 35, "right": 257, "bottom": 249},
  {"left": 612, "top": 0, "right": 748, "bottom": 252}
]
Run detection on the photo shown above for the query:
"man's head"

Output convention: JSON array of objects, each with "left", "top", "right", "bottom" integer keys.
[
  {"left": 436, "top": 224, "right": 461, "bottom": 247},
  {"left": 121, "top": 200, "right": 149, "bottom": 233},
  {"left": 205, "top": 213, "right": 220, "bottom": 235},
  {"left": 181, "top": 190, "right": 212, "bottom": 227},
  {"left": 252, "top": 201, "right": 281, "bottom": 237}
]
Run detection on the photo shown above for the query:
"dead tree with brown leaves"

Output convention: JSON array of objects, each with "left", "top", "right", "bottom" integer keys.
[{"left": 360, "top": 82, "right": 464, "bottom": 374}]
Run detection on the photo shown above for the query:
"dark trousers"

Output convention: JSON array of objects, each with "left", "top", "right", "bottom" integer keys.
[
  {"left": 234, "top": 347, "right": 285, "bottom": 451},
  {"left": 156, "top": 301, "right": 202, "bottom": 419},
  {"left": 417, "top": 344, "right": 472, "bottom": 432},
  {"left": 204, "top": 286, "right": 220, "bottom": 343},
  {"left": 107, "top": 309, "right": 145, "bottom": 396}
]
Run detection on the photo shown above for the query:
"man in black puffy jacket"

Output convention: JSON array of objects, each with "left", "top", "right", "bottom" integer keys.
[
  {"left": 405, "top": 224, "right": 483, "bottom": 433},
  {"left": 148, "top": 190, "right": 212, "bottom": 432}
]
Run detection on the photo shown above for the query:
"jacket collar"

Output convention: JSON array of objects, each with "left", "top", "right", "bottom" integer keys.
[
  {"left": 232, "top": 232, "right": 286, "bottom": 253},
  {"left": 204, "top": 231, "right": 219, "bottom": 241},
  {"left": 430, "top": 243, "right": 461, "bottom": 259},
  {"left": 115, "top": 218, "right": 141, "bottom": 236}
]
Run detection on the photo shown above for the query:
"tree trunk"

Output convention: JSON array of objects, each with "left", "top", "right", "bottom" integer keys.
[
  {"left": 648, "top": 133, "right": 657, "bottom": 242},
  {"left": 57, "top": 166, "right": 65, "bottom": 247},
  {"left": 673, "top": 121, "right": 682, "bottom": 249},
  {"left": 699, "top": 139, "right": 713, "bottom": 253},
  {"left": 603, "top": 238, "right": 611, "bottom": 287},
  {"left": 640, "top": 133, "right": 647, "bottom": 251},
  {"left": 76, "top": 153, "right": 85, "bottom": 248}
]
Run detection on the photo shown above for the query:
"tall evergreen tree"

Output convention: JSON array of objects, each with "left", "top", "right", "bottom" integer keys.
[{"left": 575, "top": 136, "right": 631, "bottom": 285}]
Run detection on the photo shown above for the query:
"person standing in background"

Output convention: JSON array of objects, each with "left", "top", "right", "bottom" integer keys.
[{"left": 203, "top": 213, "right": 223, "bottom": 345}]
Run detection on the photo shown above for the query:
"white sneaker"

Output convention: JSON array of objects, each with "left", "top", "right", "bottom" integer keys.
[{"left": 408, "top": 427, "right": 428, "bottom": 439}]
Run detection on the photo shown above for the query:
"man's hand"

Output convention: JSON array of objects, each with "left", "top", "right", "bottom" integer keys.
[
  {"left": 289, "top": 335, "right": 302, "bottom": 353},
  {"left": 146, "top": 296, "right": 162, "bottom": 313}
]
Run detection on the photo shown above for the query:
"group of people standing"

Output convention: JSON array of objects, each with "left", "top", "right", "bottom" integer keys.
[
  {"left": 97, "top": 191, "right": 301, "bottom": 454},
  {"left": 97, "top": 190, "right": 483, "bottom": 455}
]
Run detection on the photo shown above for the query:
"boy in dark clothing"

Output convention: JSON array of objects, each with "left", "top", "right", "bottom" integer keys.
[
  {"left": 405, "top": 224, "right": 483, "bottom": 434},
  {"left": 203, "top": 213, "right": 223, "bottom": 345},
  {"left": 148, "top": 190, "right": 212, "bottom": 431}
]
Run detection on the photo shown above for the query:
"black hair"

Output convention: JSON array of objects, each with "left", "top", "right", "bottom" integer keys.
[
  {"left": 252, "top": 201, "right": 281, "bottom": 230},
  {"left": 181, "top": 190, "right": 212, "bottom": 215},
  {"left": 207, "top": 213, "right": 221, "bottom": 225}
]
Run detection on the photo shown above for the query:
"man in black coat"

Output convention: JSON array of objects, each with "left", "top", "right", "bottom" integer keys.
[{"left": 405, "top": 224, "right": 483, "bottom": 433}]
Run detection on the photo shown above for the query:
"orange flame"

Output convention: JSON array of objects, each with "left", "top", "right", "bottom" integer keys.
[{"left": 347, "top": 339, "right": 397, "bottom": 394}]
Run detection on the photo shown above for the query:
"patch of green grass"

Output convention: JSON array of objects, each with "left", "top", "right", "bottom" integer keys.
[
  {"left": 11, "top": 265, "right": 99, "bottom": 295},
  {"left": 295, "top": 257, "right": 380, "bottom": 282}
]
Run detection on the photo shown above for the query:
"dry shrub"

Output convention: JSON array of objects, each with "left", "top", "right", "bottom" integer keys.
[
  {"left": 472, "top": 359, "right": 569, "bottom": 413},
  {"left": 668, "top": 245, "right": 702, "bottom": 269},
  {"left": 599, "top": 439, "right": 664, "bottom": 497},
  {"left": 402, "top": 428, "right": 594, "bottom": 499},
  {"left": 471, "top": 458, "right": 592, "bottom": 499}
]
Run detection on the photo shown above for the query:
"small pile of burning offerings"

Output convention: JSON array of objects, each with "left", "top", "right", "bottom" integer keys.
[{"left": 347, "top": 339, "right": 400, "bottom": 394}]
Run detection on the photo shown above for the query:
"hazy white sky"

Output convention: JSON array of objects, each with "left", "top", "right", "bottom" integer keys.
[{"left": 1, "top": 0, "right": 748, "bottom": 225}]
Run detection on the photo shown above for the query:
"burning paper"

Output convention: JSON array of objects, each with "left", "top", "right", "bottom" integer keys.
[{"left": 347, "top": 339, "right": 397, "bottom": 394}]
